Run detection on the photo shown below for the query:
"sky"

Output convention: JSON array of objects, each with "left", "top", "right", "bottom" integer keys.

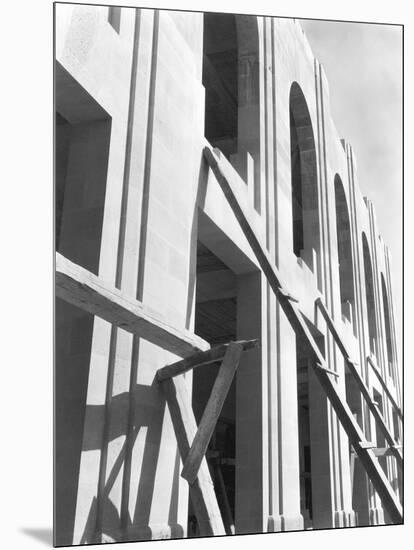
[{"left": 300, "top": 19, "right": 403, "bottom": 358}]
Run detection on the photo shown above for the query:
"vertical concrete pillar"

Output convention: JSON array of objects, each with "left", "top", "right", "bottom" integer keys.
[
  {"left": 236, "top": 16, "right": 265, "bottom": 214},
  {"left": 273, "top": 305, "right": 304, "bottom": 531},
  {"left": 122, "top": 9, "right": 206, "bottom": 541},
  {"left": 235, "top": 272, "right": 265, "bottom": 533},
  {"left": 308, "top": 360, "right": 334, "bottom": 527},
  {"left": 307, "top": 63, "right": 355, "bottom": 530},
  {"left": 346, "top": 145, "right": 374, "bottom": 525},
  {"left": 230, "top": 152, "right": 255, "bottom": 206}
]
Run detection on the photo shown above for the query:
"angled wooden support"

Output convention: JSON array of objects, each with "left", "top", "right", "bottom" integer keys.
[
  {"left": 353, "top": 446, "right": 402, "bottom": 459},
  {"left": 315, "top": 362, "right": 340, "bottom": 378},
  {"left": 157, "top": 339, "right": 256, "bottom": 535},
  {"left": 315, "top": 297, "right": 352, "bottom": 360},
  {"left": 319, "top": 294, "right": 402, "bottom": 425},
  {"left": 181, "top": 342, "right": 244, "bottom": 484},
  {"left": 367, "top": 355, "right": 403, "bottom": 421},
  {"left": 203, "top": 145, "right": 403, "bottom": 524},
  {"left": 344, "top": 356, "right": 402, "bottom": 468},
  {"left": 315, "top": 297, "right": 403, "bottom": 468},
  {"left": 213, "top": 463, "right": 235, "bottom": 535},
  {"left": 159, "top": 376, "right": 226, "bottom": 536},
  {"left": 278, "top": 286, "right": 299, "bottom": 302}
]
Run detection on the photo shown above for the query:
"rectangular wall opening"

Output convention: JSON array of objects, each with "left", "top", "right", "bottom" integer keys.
[
  {"left": 188, "top": 240, "right": 237, "bottom": 536},
  {"left": 55, "top": 61, "right": 111, "bottom": 275},
  {"left": 55, "top": 61, "right": 110, "bottom": 544},
  {"left": 203, "top": 13, "right": 238, "bottom": 159}
]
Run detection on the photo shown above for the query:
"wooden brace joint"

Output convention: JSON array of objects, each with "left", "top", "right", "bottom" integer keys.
[
  {"left": 278, "top": 286, "right": 299, "bottom": 302},
  {"left": 181, "top": 342, "right": 244, "bottom": 485},
  {"left": 367, "top": 355, "right": 380, "bottom": 372},
  {"left": 315, "top": 362, "right": 340, "bottom": 378},
  {"left": 353, "top": 446, "right": 399, "bottom": 458},
  {"left": 358, "top": 441, "right": 376, "bottom": 450},
  {"left": 156, "top": 339, "right": 258, "bottom": 381}
]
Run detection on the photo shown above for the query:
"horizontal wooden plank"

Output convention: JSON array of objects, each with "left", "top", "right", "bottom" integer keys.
[
  {"left": 55, "top": 252, "right": 210, "bottom": 358},
  {"left": 156, "top": 339, "right": 258, "bottom": 381}
]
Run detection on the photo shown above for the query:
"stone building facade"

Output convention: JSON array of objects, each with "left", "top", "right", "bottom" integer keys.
[{"left": 55, "top": 3, "right": 402, "bottom": 546}]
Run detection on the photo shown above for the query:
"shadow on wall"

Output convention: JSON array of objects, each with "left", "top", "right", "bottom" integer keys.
[
  {"left": 185, "top": 154, "right": 210, "bottom": 329},
  {"left": 56, "top": 373, "right": 184, "bottom": 545},
  {"left": 79, "top": 380, "right": 171, "bottom": 545}
]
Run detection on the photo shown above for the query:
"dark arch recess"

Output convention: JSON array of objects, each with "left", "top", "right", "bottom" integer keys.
[
  {"left": 334, "top": 174, "right": 355, "bottom": 327},
  {"left": 381, "top": 273, "right": 394, "bottom": 374},
  {"left": 289, "top": 82, "right": 320, "bottom": 274},
  {"left": 362, "top": 233, "right": 377, "bottom": 356}
]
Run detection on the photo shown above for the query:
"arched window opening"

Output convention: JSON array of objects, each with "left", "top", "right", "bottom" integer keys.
[
  {"left": 381, "top": 274, "right": 394, "bottom": 376},
  {"left": 289, "top": 83, "right": 320, "bottom": 274},
  {"left": 334, "top": 175, "right": 355, "bottom": 327},
  {"left": 362, "top": 233, "right": 377, "bottom": 356},
  {"left": 290, "top": 108, "right": 304, "bottom": 256}
]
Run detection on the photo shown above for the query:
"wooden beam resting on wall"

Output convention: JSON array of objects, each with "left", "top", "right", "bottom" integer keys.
[
  {"left": 55, "top": 252, "right": 210, "bottom": 358},
  {"left": 203, "top": 145, "right": 403, "bottom": 525}
]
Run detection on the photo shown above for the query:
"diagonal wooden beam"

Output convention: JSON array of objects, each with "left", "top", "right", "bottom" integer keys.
[
  {"left": 160, "top": 375, "right": 226, "bottom": 536},
  {"left": 203, "top": 145, "right": 403, "bottom": 524},
  {"left": 213, "top": 463, "right": 235, "bottom": 535},
  {"left": 367, "top": 355, "right": 403, "bottom": 421},
  {"left": 55, "top": 252, "right": 209, "bottom": 358},
  {"left": 315, "top": 298, "right": 402, "bottom": 467},
  {"left": 181, "top": 342, "right": 244, "bottom": 484}
]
